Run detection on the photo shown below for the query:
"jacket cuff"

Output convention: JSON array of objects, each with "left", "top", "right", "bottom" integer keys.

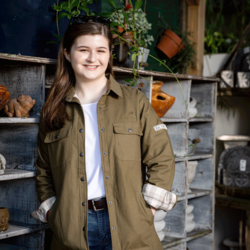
[
  {"left": 142, "top": 184, "right": 177, "bottom": 212},
  {"left": 31, "top": 196, "right": 56, "bottom": 223}
]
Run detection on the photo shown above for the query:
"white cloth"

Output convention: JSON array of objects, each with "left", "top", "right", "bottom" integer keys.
[{"left": 79, "top": 96, "right": 106, "bottom": 200}]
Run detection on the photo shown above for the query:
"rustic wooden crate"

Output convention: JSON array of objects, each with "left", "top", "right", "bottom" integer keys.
[
  {"left": 189, "top": 122, "right": 214, "bottom": 154},
  {"left": 0, "top": 124, "right": 38, "bottom": 170},
  {"left": 164, "top": 200, "right": 186, "bottom": 238},
  {"left": 171, "top": 161, "right": 186, "bottom": 198},
  {"left": 189, "top": 158, "right": 214, "bottom": 191},
  {"left": 0, "top": 60, "right": 45, "bottom": 118},
  {"left": 187, "top": 232, "right": 213, "bottom": 250},
  {"left": 166, "top": 122, "right": 188, "bottom": 157},
  {"left": 188, "top": 195, "right": 213, "bottom": 231},
  {"left": 160, "top": 80, "right": 191, "bottom": 120},
  {"left": 190, "top": 82, "right": 215, "bottom": 118}
]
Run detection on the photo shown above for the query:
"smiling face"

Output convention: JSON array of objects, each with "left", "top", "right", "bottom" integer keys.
[{"left": 64, "top": 34, "right": 110, "bottom": 82}]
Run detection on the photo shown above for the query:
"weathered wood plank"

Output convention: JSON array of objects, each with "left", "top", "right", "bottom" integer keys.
[
  {"left": 171, "top": 162, "right": 186, "bottom": 198},
  {"left": 188, "top": 195, "right": 213, "bottom": 231},
  {"left": 187, "top": 189, "right": 212, "bottom": 200},
  {"left": 0, "top": 229, "right": 46, "bottom": 250},
  {"left": 0, "top": 222, "right": 48, "bottom": 240},
  {"left": 187, "top": 232, "right": 213, "bottom": 250},
  {"left": 0, "top": 62, "right": 45, "bottom": 117},
  {"left": 0, "top": 124, "right": 38, "bottom": 170},
  {"left": 0, "top": 243, "right": 27, "bottom": 250},
  {"left": 0, "top": 169, "right": 36, "bottom": 181},
  {"left": 189, "top": 158, "right": 214, "bottom": 191},
  {"left": 190, "top": 82, "right": 215, "bottom": 118},
  {"left": 189, "top": 122, "right": 214, "bottom": 154},
  {"left": 166, "top": 122, "right": 188, "bottom": 157},
  {"left": 0, "top": 178, "right": 41, "bottom": 224},
  {"left": 0, "top": 117, "right": 40, "bottom": 124},
  {"left": 164, "top": 200, "right": 186, "bottom": 238},
  {"left": 0, "top": 53, "right": 57, "bottom": 64}
]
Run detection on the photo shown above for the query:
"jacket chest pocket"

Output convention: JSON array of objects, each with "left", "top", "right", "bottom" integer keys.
[
  {"left": 113, "top": 123, "right": 143, "bottom": 162},
  {"left": 44, "top": 125, "right": 72, "bottom": 169}
]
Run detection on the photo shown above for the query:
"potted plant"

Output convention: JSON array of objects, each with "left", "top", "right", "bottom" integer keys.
[
  {"left": 155, "top": 18, "right": 196, "bottom": 74},
  {"left": 98, "top": 0, "right": 154, "bottom": 69},
  {"left": 156, "top": 14, "right": 185, "bottom": 59}
]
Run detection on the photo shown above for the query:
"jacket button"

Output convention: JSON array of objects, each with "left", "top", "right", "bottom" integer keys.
[
  {"left": 80, "top": 152, "right": 84, "bottom": 157},
  {"left": 112, "top": 226, "right": 115, "bottom": 230},
  {"left": 109, "top": 201, "right": 113, "bottom": 205},
  {"left": 99, "top": 107, "right": 101, "bottom": 110},
  {"left": 128, "top": 129, "right": 132, "bottom": 132},
  {"left": 56, "top": 135, "right": 59, "bottom": 139},
  {"left": 101, "top": 128, "right": 104, "bottom": 131},
  {"left": 103, "top": 152, "right": 106, "bottom": 155},
  {"left": 106, "top": 176, "right": 109, "bottom": 179},
  {"left": 82, "top": 202, "right": 86, "bottom": 206},
  {"left": 83, "top": 227, "right": 86, "bottom": 231},
  {"left": 66, "top": 97, "right": 70, "bottom": 100},
  {"left": 81, "top": 177, "right": 85, "bottom": 181},
  {"left": 79, "top": 128, "right": 84, "bottom": 133}
]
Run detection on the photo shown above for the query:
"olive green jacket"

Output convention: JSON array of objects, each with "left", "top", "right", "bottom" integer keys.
[{"left": 35, "top": 73, "right": 177, "bottom": 250}]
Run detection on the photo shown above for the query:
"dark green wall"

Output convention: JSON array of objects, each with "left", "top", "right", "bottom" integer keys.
[{"left": 102, "top": 0, "right": 180, "bottom": 72}]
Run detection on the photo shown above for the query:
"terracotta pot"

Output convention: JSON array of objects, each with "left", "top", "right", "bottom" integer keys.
[
  {"left": 156, "top": 29, "right": 185, "bottom": 59},
  {"left": 0, "top": 84, "right": 11, "bottom": 110},
  {"left": 151, "top": 81, "right": 175, "bottom": 117},
  {"left": 0, "top": 207, "right": 9, "bottom": 231}
]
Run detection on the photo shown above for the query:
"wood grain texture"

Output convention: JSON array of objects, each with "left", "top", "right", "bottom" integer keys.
[
  {"left": 0, "top": 169, "right": 36, "bottom": 181},
  {"left": 171, "top": 162, "right": 186, "bottom": 198},
  {"left": 186, "top": 0, "right": 205, "bottom": 76},
  {"left": 0, "top": 62, "right": 45, "bottom": 117},
  {"left": 0, "top": 124, "right": 38, "bottom": 170},
  {"left": 164, "top": 200, "right": 186, "bottom": 238},
  {"left": 0, "top": 228, "right": 47, "bottom": 250},
  {"left": 166, "top": 122, "right": 188, "bottom": 156},
  {"left": 187, "top": 232, "right": 213, "bottom": 250},
  {"left": 0, "top": 178, "right": 41, "bottom": 224},
  {"left": 189, "top": 158, "right": 213, "bottom": 191}
]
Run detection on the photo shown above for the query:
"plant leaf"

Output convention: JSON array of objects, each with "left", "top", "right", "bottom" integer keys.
[
  {"left": 97, "top": 11, "right": 113, "bottom": 17},
  {"left": 108, "top": 0, "right": 117, "bottom": 9},
  {"left": 58, "top": 12, "right": 68, "bottom": 21},
  {"left": 135, "top": 0, "right": 142, "bottom": 10}
]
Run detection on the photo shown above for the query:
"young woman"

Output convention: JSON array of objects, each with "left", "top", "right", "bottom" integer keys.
[{"left": 31, "top": 16, "right": 177, "bottom": 250}]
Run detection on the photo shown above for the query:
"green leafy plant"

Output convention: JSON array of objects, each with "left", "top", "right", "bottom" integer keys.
[
  {"left": 48, "top": 0, "right": 97, "bottom": 44},
  {"left": 205, "top": 0, "right": 250, "bottom": 54}
]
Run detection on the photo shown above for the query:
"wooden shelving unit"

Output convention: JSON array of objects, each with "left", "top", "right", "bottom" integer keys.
[
  {"left": 0, "top": 54, "right": 47, "bottom": 249},
  {"left": 0, "top": 53, "right": 218, "bottom": 249}
]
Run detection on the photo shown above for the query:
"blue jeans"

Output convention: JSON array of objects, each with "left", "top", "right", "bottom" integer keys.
[{"left": 87, "top": 207, "right": 112, "bottom": 250}]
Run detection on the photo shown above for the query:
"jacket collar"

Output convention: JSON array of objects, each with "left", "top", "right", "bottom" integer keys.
[{"left": 65, "top": 73, "right": 123, "bottom": 102}]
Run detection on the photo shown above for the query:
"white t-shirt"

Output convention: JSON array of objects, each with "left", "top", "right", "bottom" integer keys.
[{"left": 74, "top": 93, "right": 106, "bottom": 200}]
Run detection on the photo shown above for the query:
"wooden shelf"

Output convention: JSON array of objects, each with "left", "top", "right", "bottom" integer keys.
[
  {"left": 160, "top": 117, "right": 188, "bottom": 123},
  {"left": 175, "top": 153, "right": 213, "bottom": 162},
  {"left": 187, "top": 189, "right": 212, "bottom": 199},
  {"left": 189, "top": 117, "right": 213, "bottom": 122},
  {"left": 218, "top": 87, "right": 250, "bottom": 97},
  {"left": 0, "top": 243, "right": 28, "bottom": 250},
  {"left": 0, "top": 169, "right": 36, "bottom": 181},
  {"left": 0, "top": 222, "right": 48, "bottom": 240},
  {"left": 161, "top": 229, "right": 212, "bottom": 248},
  {"left": 0, "top": 117, "right": 40, "bottom": 124}
]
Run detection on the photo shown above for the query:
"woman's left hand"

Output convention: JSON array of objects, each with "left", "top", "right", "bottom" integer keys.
[{"left": 150, "top": 206, "right": 156, "bottom": 216}]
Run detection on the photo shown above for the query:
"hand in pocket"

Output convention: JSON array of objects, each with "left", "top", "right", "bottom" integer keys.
[{"left": 150, "top": 206, "right": 156, "bottom": 216}]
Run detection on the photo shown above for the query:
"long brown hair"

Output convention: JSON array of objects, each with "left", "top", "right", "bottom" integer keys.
[{"left": 42, "top": 22, "right": 114, "bottom": 132}]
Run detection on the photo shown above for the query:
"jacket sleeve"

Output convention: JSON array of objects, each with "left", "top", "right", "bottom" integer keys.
[
  {"left": 35, "top": 116, "right": 57, "bottom": 203},
  {"left": 139, "top": 91, "right": 177, "bottom": 212}
]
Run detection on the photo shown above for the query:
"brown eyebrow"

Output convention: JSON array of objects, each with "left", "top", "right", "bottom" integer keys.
[{"left": 77, "top": 46, "right": 108, "bottom": 49}]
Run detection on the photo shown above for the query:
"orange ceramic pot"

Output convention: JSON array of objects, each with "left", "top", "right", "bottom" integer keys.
[
  {"left": 151, "top": 81, "right": 175, "bottom": 117},
  {"left": 0, "top": 207, "right": 9, "bottom": 231},
  {"left": 0, "top": 84, "right": 10, "bottom": 110},
  {"left": 156, "top": 29, "right": 185, "bottom": 59}
]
